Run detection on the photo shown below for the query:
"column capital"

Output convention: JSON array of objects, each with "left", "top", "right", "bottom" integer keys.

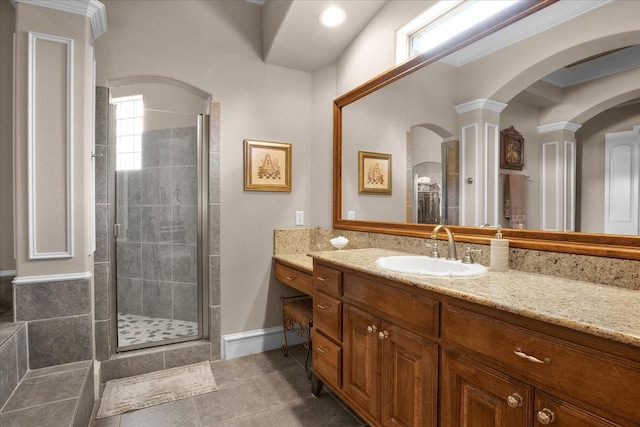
[
  {"left": 11, "top": 0, "right": 107, "bottom": 39},
  {"left": 455, "top": 98, "right": 508, "bottom": 115},
  {"left": 537, "top": 121, "right": 582, "bottom": 134}
]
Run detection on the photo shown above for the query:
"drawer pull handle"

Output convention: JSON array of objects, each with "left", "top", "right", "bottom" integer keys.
[
  {"left": 378, "top": 330, "right": 389, "bottom": 340},
  {"left": 514, "top": 348, "right": 550, "bottom": 364},
  {"left": 537, "top": 408, "right": 555, "bottom": 425},
  {"left": 367, "top": 325, "right": 377, "bottom": 334},
  {"left": 506, "top": 393, "right": 523, "bottom": 408},
  {"left": 316, "top": 346, "right": 328, "bottom": 354},
  {"left": 316, "top": 303, "right": 328, "bottom": 309},
  {"left": 285, "top": 276, "right": 296, "bottom": 281},
  {"left": 316, "top": 276, "right": 328, "bottom": 282}
]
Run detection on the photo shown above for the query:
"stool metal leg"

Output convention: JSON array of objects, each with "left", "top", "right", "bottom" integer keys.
[
  {"left": 304, "top": 336, "right": 312, "bottom": 379},
  {"left": 281, "top": 295, "right": 290, "bottom": 356}
]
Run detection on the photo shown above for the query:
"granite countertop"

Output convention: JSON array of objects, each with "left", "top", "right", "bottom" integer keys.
[
  {"left": 306, "top": 248, "right": 640, "bottom": 348},
  {"left": 273, "top": 253, "right": 314, "bottom": 273}
]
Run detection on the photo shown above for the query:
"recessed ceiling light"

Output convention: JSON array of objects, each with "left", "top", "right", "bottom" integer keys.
[{"left": 320, "top": 6, "right": 347, "bottom": 28}]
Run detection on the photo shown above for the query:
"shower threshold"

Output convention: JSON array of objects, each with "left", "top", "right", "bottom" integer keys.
[{"left": 117, "top": 313, "right": 198, "bottom": 347}]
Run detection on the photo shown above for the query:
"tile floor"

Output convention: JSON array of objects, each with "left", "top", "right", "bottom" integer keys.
[
  {"left": 92, "top": 345, "right": 366, "bottom": 427},
  {"left": 117, "top": 313, "right": 198, "bottom": 347},
  {"left": 0, "top": 360, "right": 93, "bottom": 427}
]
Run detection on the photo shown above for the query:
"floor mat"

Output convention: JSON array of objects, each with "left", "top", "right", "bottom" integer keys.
[{"left": 96, "top": 361, "right": 217, "bottom": 418}]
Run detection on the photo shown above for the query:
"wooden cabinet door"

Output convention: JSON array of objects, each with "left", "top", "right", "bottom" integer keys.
[
  {"left": 534, "top": 392, "right": 630, "bottom": 427},
  {"left": 441, "top": 349, "right": 533, "bottom": 427},
  {"left": 343, "top": 304, "right": 380, "bottom": 421},
  {"left": 380, "top": 322, "right": 438, "bottom": 427}
]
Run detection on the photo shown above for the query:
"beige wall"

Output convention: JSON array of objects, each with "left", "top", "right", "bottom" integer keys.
[
  {"left": 337, "top": 1, "right": 437, "bottom": 95},
  {"left": 500, "top": 100, "right": 545, "bottom": 230},
  {"left": 13, "top": 4, "right": 94, "bottom": 276},
  {"left": 461, "top": 1, "right": 640, "bottom": 103},
  {"left": 95, "top": 0, "right": 314, "bottom": 336},
  {"left": 577, "top": 104, "right": 640, "bottom": 233},
  {"left": 0, "top": 0, "right": 15, "bottom": 271}
]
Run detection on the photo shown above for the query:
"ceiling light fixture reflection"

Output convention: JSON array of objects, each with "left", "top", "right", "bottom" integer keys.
[{"left": 320, "top": 6, "right": 347, "bottom": 28}]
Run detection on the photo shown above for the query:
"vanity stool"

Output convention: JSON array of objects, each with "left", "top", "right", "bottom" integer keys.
[{"left": 281, "top": 295, "right": 313, "bottom": 378}]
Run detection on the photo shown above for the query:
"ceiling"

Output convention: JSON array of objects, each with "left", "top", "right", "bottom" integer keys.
[{"left": 259, "top": 0, "right": 387, "bottom": 72}]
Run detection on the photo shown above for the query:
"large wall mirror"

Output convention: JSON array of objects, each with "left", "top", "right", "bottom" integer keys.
[{"left": 334, "top": 0, "right": 640, "bottom": 260}]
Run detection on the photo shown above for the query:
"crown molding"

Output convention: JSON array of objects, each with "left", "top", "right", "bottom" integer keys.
[
  {"left": 11, "top": 0, "right": 107, "bottom": 39},
  {"left": 537, "top": 122, "right": 582, "bottom": 134},
  {"left": 455, "top": 98, "right": 508, "bottom": 115}
]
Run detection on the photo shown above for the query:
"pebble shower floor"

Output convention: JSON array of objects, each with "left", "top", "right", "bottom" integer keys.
[{"left": 117, "top": 313, "right": 198, "bottom": 347}]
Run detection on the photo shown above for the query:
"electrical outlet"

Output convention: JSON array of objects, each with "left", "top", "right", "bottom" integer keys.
[
  {"left": 295, "top": 211, "right": 304, "bottom": 226},
  {"left": 347, "top": 211, "right": 356, "bottom": 219}
]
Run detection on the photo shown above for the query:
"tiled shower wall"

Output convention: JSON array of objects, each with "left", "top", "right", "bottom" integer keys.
[
  {"left": 116, "top": 126, "right": 198, "bottom": 322},
  {"left": 94, "top": 86, "right": 113, "bottom": 361}
]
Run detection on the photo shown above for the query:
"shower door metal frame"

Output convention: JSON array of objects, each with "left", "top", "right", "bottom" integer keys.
[{"left": 110, "top": 110, "right": 209, "bottom": 353}]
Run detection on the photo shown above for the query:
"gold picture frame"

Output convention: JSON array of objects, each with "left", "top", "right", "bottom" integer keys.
[
  {"left": 358, "top": 151, "right": 392, "bottom": 194},
  {"left": 244, "top": 139, "right": 292, "bottom": 192}
]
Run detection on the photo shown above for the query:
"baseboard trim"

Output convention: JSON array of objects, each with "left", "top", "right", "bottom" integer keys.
[
  {"left": 12, "top": 271, "right": 92, "bottom": 284},
  {"left": 221, "top": 325, "right": 305, "bottom": 360}
]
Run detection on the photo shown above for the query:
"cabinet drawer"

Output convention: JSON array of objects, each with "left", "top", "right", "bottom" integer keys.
[
  {"left": 313, "top": 331, "right": 342, "bottom": 389},
  {"left": 275, "top": 263, "right": 312, "bottom": 295},
  {"left": 313, "top": 291, "right": 342, "bottom": 342},
  {"left": 313, "top": 264, "right": 342, "bottom": 297},
  {"left": 535, "top": 392, "right": 631, "bottom": 427},
  {"left": 343, "top": 273, "right": 439, "bottom": 340},
  {"left": 442, "top": 304, "right": 640, "bottom": 423}
]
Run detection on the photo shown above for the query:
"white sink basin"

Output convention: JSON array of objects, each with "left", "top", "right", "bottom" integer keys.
[{"left": 375, "top": 256, "right": 487, "bottom": 277}]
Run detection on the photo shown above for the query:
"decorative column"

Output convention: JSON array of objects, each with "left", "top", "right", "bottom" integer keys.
[
  {"left": 537, "top": 121, "right": 580, "bottom": 232},
  {"left": 455, "top": 98, "right": 507, "bottom": 227},
  {"left": 11, "top": 0, "right": 106, "bottom": 368}
]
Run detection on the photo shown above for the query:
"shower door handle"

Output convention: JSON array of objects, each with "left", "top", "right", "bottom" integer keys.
[{"left": 113, "top": 224, "right": 120, "bottom": 237}]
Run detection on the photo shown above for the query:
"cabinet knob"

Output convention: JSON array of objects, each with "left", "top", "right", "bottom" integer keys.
[
  {"left": 378, "top": 330, "right": 389, "bottom": 340},
  {"left": 286, "top": 276, "right": 296, "bottom": 281},
  {"left": 316, "top": 276, "right": 328, "bottom": 282},
  {"left": 537, "top": 408, "right": 555, "bottom": 425},
  {"left": 316, "top": 303, "right": 328, "bottom": 310},
  {"left": 506, "top": 393, "right": 523, "bottom": 408},
  {"left": 367, "top": 325, "right": 377, "bottom": 334}
]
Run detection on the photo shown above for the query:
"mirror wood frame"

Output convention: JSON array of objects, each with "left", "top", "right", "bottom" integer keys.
[{"left": 332, "top": 0, "right": 640, "bottom": 261}]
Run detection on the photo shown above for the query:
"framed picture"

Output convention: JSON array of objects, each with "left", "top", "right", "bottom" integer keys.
[
  {"left": 244, "top": 139, "right": 292, "bottom": 192},
  {"left": 358, "top": 151, "right": 392, "bottom": 194},
  {"left": 500, "top": 126, "right": 524, "bottom": 170}
]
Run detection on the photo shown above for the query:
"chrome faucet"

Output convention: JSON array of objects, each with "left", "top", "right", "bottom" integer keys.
[{"left": 430, "top": 225, "right": 457, "bottom": 260}]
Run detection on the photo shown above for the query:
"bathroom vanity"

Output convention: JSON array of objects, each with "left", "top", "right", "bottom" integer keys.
[{"left": 300, "top": 248, "right": 640, "bottom": 427}]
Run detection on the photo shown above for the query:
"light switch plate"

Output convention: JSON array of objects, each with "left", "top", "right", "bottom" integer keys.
[{"left": 295, "top": 211, "right": 304, "bottom": 226}]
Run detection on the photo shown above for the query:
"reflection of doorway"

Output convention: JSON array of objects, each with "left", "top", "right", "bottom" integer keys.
[
  {"left": 414, "top": 162, "right": 441, "bottom": 224},
  {"left": 408, "top": 124, "right": 457, "bottom": 225},
  {"left": 604, "top": 129, "right": 640, "bottom": 235}
]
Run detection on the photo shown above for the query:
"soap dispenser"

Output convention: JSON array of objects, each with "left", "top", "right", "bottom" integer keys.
[{"left": 490, "top": 225, "right": 509, "bottom": 272}]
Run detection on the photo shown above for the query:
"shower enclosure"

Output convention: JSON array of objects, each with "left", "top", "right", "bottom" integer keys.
[{"left": 110, "top": 82, "right": 208, "bottom": 351}]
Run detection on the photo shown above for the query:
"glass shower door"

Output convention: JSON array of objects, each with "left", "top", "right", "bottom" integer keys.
[{"left": 113, "top": 90, "right": 202, "bottom": 350}]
